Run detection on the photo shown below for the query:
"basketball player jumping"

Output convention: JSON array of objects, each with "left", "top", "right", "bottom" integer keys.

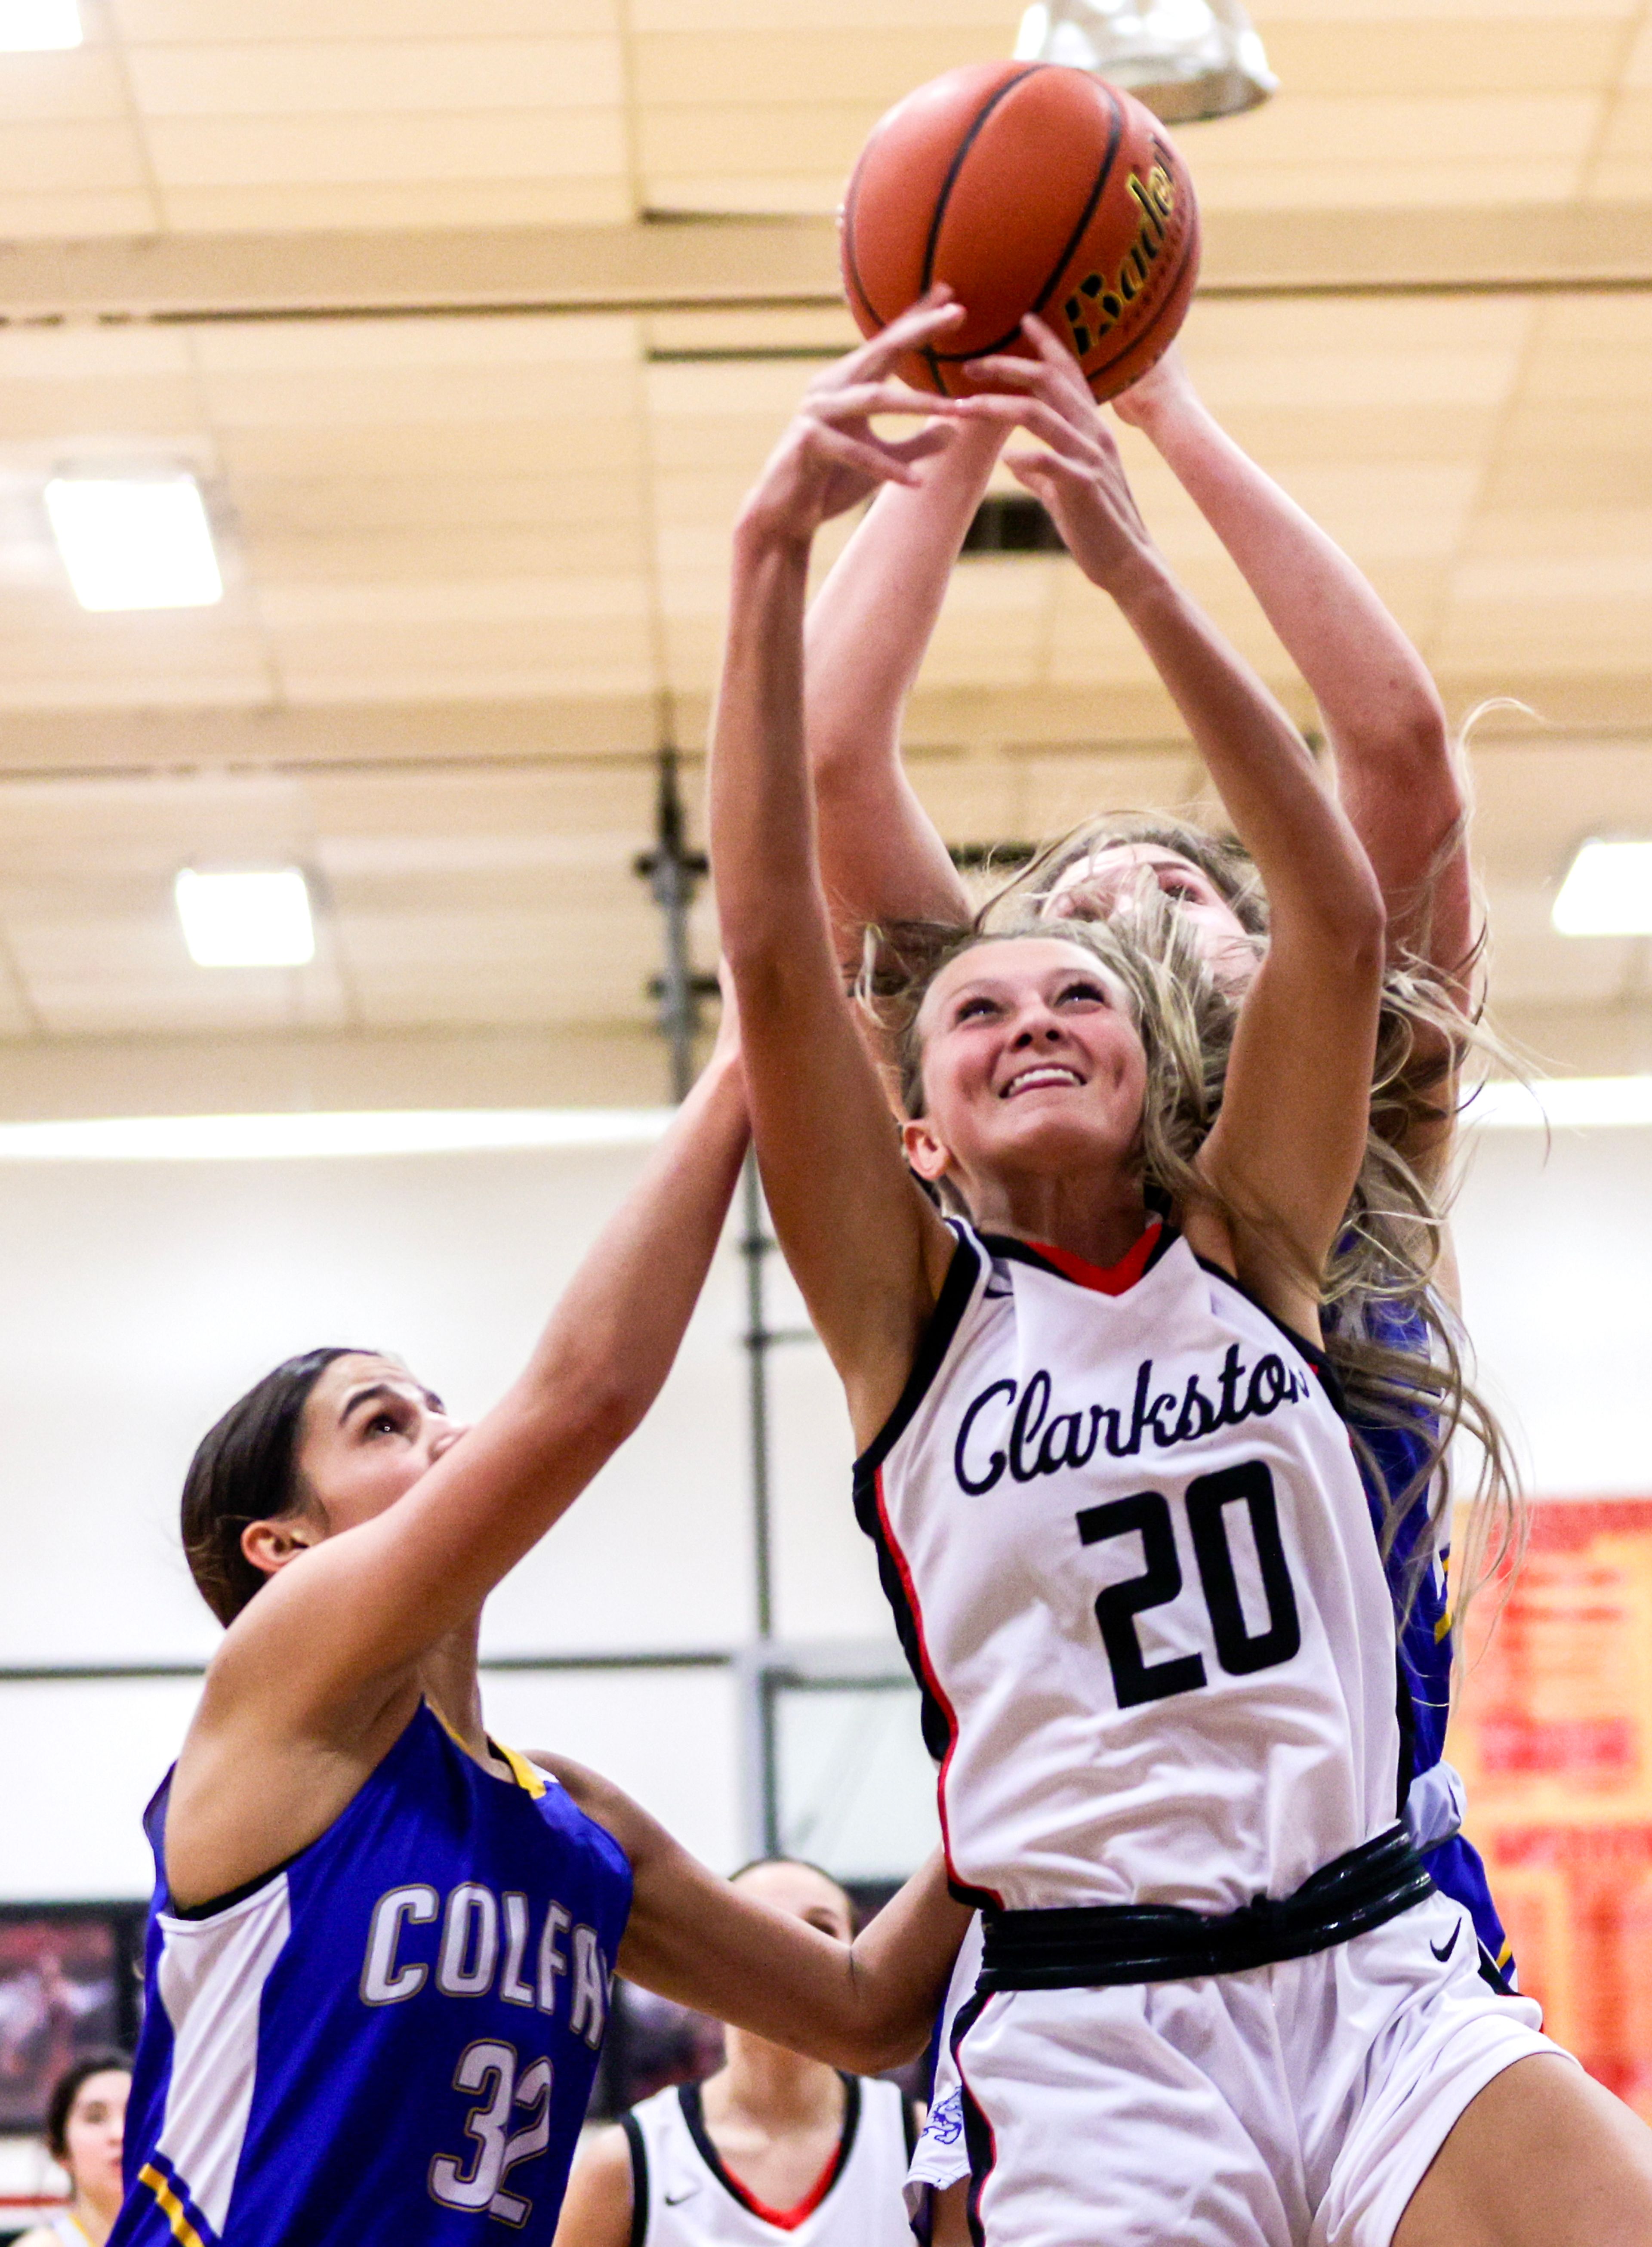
[
  {"left": 108, "top": 1006, "right": 970, "bottom": 2247},
  {"left": 797, "top": 304, "right": 1514, "bottom": 2236},
  {"left": 707, "top": 293, "right": 1652, "bottom": 2247}
]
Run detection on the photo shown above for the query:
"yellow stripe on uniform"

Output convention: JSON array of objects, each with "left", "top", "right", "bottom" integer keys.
[
  {"left": 137, "top": 2161, "right": 210, "bottom": 2247},
  {"left": 492, "top": 1739, "right": 549, "bottom": 1798},
  {"left": 1498, "top": 1938, "right": 1514, "bottom": 1966},
  {"left": 425, "top": 1700, "right": 547, "bottom": 1796}
]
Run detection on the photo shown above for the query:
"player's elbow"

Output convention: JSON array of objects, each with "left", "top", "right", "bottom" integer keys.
[
  {"left": 1301, "top": 857, "right": 1386, "bottom": 984},
  {"left": 1347, "top": 698, "right": 1461, "bottom": 821},
  {"left": 517, "top": 1365, "right": 642, "bottom": 1479},
  {"left": 718, "top": 933, "right": 823, "bottom": 1026},
  {"left": 849, "top": 2019, "right": 930, "bottom": 2073},
  {"left": 1335, "top": 875, "right": 1387, "bottom": 979}
]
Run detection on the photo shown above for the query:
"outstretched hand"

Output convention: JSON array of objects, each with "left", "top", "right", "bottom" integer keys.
[
  {"left": 954, "top": 315, "right": 1161, "bottom": 596},
  {"left": 737, "top": 293, "right": 968, "bottom": 546}
]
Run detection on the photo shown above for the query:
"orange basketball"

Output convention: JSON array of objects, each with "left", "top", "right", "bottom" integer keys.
[{"left": 841, "top": 61, "right": 1200, "bottom": 403}]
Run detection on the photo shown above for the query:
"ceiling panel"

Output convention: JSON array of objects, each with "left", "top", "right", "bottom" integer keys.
[
  {"left": 0, "top": 3, "right": 1639, "bottom": 1077},
  {"left": 106, "top": 2, "right": 622, "bottom": 34}
]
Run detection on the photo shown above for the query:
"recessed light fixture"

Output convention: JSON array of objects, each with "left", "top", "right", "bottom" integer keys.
[
  {"left": 175, "top": 869, "right": 315, "bottom": 969},
  {"left": 1552, "top": 839, "right": 1652, "bottom": 936},
  {"left": 0, "top": 0, "right": 82, "bottom": 51},
  {"left": 45, "top": 472, "right": 223, "bottom": 612}
]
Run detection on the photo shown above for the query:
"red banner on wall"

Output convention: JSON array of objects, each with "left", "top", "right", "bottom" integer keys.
[{"left": 1449, "top": 1499, "right": 1652, "bottom": 2115}]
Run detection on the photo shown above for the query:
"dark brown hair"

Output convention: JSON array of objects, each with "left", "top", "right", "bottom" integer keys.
[
  {"left": 45, "top": 2050, "right": 130, "bottom": 2162},
  {"left": 180, "top": 1347, "right": 363, "bottom": 1627}
]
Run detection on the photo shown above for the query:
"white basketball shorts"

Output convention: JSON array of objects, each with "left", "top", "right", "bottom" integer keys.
[{"left": 918, "top": 1888, "right": 1566, "bottom": 2247}]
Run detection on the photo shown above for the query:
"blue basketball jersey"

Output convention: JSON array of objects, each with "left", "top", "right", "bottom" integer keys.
[
  {"left": 111, "top": 1701, "right": 632, "bottom": 2247},
  {"left": 1349, "top": 1300, "right": 1513, "bottom": 1986}
]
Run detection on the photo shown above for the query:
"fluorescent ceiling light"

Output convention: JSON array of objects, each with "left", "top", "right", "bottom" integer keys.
[
  {"left": 0, "top": 0, "right": 81, "bottom": 49},
  {"left": 1552, "top": 839, "right": 1652, "bottom": 936},
  {"left": 1469, "top": 1076, "right": 1652, "bottom": 1130},
  {"left": 175, "top": 868, "right": 315, "bottom": 968},
  {"left": 0, "top": 1110, "right": 674, "bottom": 1162},
  {"left": 45, "top": 472, "right": 222, "bottom": 612}
]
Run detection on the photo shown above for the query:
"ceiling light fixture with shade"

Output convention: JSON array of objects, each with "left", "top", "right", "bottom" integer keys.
[
  {"left": 175, "top": 869, "right": 316, "bottom": 969},
  {"left": 1552, "top": 839, "right": 1652, "bottom": 937},
  {"left": 45, "top": 471, "right": 223, "bottom": 613},
  {"left": 1014, "top": 0, "right": 1276, "bottom": 123},
  {"left": 0, "top": 0, "right": 80, "bottom": 50}
]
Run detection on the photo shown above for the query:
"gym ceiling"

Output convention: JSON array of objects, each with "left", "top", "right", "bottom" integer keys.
[{"left": 0, "top": 0, "right": 1646, "bottom": 1115}]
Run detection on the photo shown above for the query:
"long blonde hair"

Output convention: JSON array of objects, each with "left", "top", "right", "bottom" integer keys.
[{"left": 863, "top": 886, "right": 1521, "bottom": 1652}]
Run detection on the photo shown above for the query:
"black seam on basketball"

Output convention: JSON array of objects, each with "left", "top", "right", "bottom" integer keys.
[
  {"left": 841, "top": 157, "right": 886, "bottom": 330},
  {"left": 1031, "top": 82, "right": 1126, "bottom": 318},
  {"left": 919, "top": 65, "right": 1045, "bottom": 297},
  {"left": 1083, "top": 217, "right": 1199, "bottom": 384},
  {"left": 923, "top": 80, "right": 1127, "bottom": 363}
]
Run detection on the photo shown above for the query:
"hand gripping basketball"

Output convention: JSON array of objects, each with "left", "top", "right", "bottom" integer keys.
[
  {"left": 955, "top": 315, "right": 1159, "bottom": 595},
  {"left": 736, "top": 294, "right": 967, "bottom": 546}
]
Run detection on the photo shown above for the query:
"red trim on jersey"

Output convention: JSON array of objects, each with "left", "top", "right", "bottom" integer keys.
[
  {"left": 1027, "top": 1220, "right": 1162, "bottom": 1296},
  {"left": 719, "top": 2142, "right": 845, "bottom": 2233},
  {"left": 873, "top": 1466, "right": 1005, "bottom": 1911},
  {"left": 680, "top": 2080, "right": 863, "bottom": 2234}
]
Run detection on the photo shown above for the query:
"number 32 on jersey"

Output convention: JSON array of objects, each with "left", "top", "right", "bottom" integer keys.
[
  {"left": 430, "top": 2040, "right": 552, "bottom": 2229},
  {"left": 1080, "top": 1460, "right": 1301, "bottom": 1709}
]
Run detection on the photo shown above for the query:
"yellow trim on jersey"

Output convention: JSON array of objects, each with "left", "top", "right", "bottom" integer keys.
[
  {"left": 426, "top": 1699, "right": 547, "bottom": 1797},
  {"left": 137, "top": 2162, "right": 210, "bottom": 2247},
  {"left": 1498, "top": 1938, "right": 1514, "bottom": 1966},
  {"left": 1434, "top": 1609, "right": 1452, "bottom": 1642},
  {"left": 492, "top": 1738, "right": 549, "bottom": 1798}
]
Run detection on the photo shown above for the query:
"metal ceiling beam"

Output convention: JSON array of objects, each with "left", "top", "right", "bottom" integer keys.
[{"left": 1, "top": 203, "right": 1651, "bottom": 325}]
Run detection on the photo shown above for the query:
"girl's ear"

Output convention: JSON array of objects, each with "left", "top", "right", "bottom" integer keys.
[
  {"left": 901, "top": 1117, "right": 952, "bottom": 1185},
  {"left": 240, "top": 1514, "right": 320, "bottom": 1584}
]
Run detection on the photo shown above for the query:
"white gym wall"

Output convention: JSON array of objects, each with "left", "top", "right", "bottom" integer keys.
[{"left": 0, "top": 1112, "right": 1644, "bottom": 1901}]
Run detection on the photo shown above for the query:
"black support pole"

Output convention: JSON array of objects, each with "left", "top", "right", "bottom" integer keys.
[{"left": 634, "top": 746, "right": 712, "bottom": 1105}]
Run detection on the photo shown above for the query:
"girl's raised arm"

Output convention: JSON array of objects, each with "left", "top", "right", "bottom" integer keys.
[
  {"left": 710, "top": 308, "right": 963, "bottom": 1450},
  {"left": 197, "top": 1022, "right": 752, "bottom": 1749},
  {"left": 955, "top": 323, "right": 1385, "bottom": 1340},
  {"left": 1116, "top": 349, "right": 1469, "bottom": 1196},
  {"left": 804, "top": 396, "right": 999, "bottom": 952},
  {"left": 1115, "top": 346, "right": 1470, "bottom": 1003}
]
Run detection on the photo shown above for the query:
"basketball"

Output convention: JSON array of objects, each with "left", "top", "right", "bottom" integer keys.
[{"left": 840, "top": 61, "right": 1200, "bottom": 403}]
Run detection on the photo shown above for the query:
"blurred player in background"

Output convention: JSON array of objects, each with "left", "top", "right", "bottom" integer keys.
[
  {"left": 16, "top": 2052, "right": 130, "bottom": 2247},
  {"left": 558, "top": 1860, "right": 918, "bottom": 2247}
]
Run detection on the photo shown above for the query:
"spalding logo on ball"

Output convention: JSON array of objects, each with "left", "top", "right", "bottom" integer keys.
[{"left": 841, "top": 61, "right": 1200, "bottom": 403}]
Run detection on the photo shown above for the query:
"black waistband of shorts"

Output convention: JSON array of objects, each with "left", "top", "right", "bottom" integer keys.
[{"left": 978, "top": 1825, "right": 1433, "bottom": 1990}]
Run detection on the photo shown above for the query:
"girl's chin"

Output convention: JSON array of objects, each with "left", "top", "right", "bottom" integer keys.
[{"left": 980, "top": 1118, "right": 1137, "bottom": 1166}]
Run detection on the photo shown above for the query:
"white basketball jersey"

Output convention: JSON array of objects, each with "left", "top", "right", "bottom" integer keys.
[
  {"left": 625, "top": 2076, "right": 915, "bottom": 2247},
  {"left": 855, "top": 1220, "right": 1405, "bottom": 1916}
]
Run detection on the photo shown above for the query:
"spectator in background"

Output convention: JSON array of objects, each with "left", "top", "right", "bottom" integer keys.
[
  {"left": 558, "top": 1861, "right": 918, "bottom": 2247},
  {"left": 15, "top": 2052, "right": 130, "bottom": 2247}
]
